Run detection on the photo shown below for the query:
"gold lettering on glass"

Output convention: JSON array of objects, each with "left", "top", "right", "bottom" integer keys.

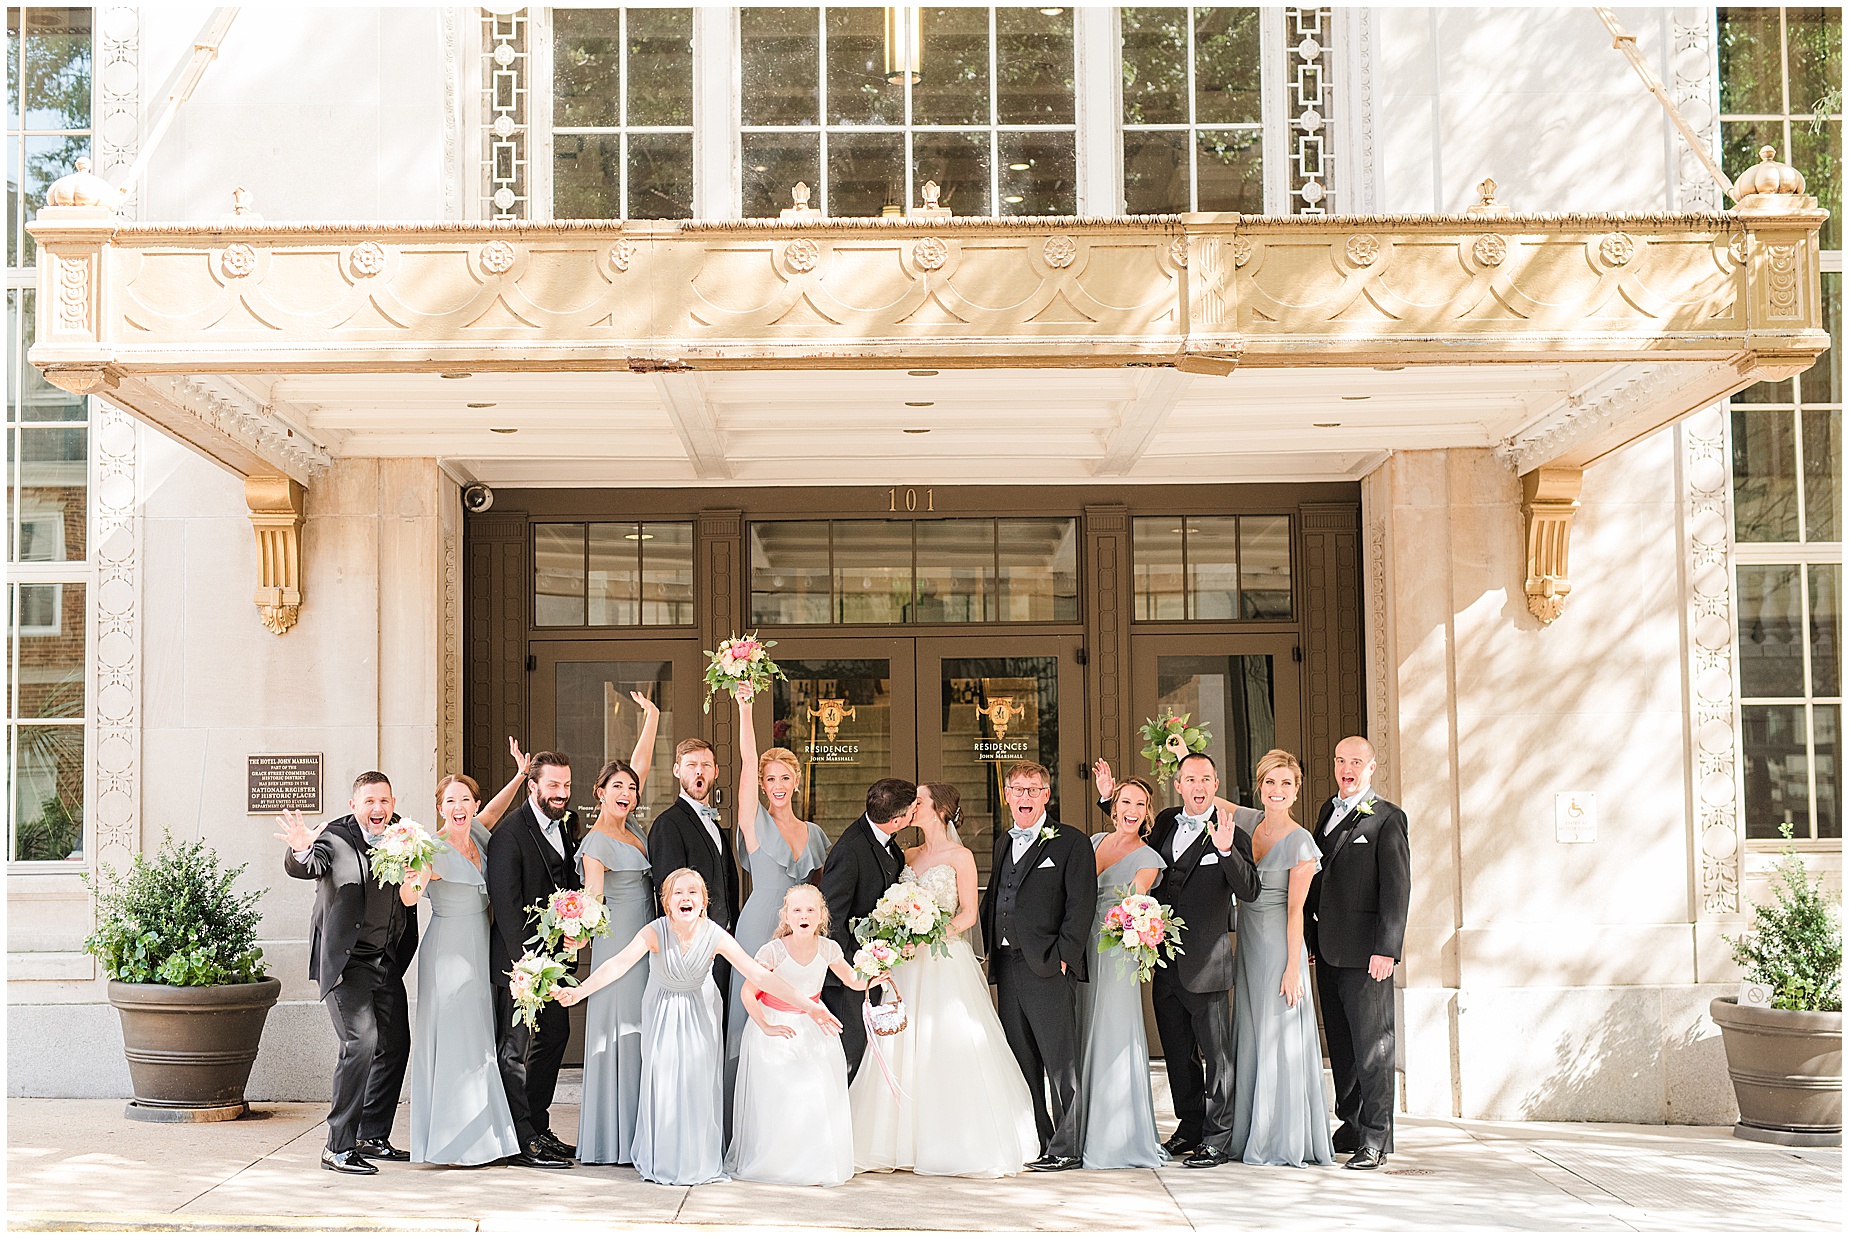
[{"left": 809, "top": 699, "right": 857, "bottom": 742}]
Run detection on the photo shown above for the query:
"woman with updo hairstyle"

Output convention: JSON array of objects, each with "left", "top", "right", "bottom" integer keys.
[
  {"left": 726, "top": 684, "right": 830, "bottom": 1081},
  {"left": 1226, "top": 748, "right": 1333, "bottom": 1167}
]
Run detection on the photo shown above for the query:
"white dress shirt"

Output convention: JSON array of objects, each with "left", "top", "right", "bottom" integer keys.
[
  {"left": 1171, "top": 808, "right": 1214, "bottom": 860},
  {"left": 680, "top": 791, "right": 723, "bottom": 852},
  {"left": 1009, "top": 812, "right": 1048, "bottom": 863},
  {"left": 530, "top": 792, "right": 567, "bottom": 857},
  {"left": 1324, "top": 785, "right": 1373, "bottom": 836}
]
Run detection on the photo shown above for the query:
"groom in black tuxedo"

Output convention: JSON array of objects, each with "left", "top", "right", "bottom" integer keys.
[
  {"left": 1309, "top": 735, "right": 1410, "bottom": 1172},
  {"left": 486, "top": 750, "right": 581, "bottom": 1168},
  {"left": 1145, "top": 752, "right": 1261, "bottom": 1168},
  {"left": 979, "top": 761, "right": 1096, "bottom": 1172},
  {"left": 277, "top": 772, "right": 419, "bottom": 1174},
  {"left": 818, "top": 777, "right": 916, "bottom": 1080}
]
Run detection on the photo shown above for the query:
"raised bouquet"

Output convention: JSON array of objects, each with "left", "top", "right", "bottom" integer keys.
[
  {"left": 528, "top": 887, "right": 610, "bottom": 954},
  {"left": 702, "top": 632, "right": 787, "bottom": 713},
  {"left": 851, "top": 878, "right": 953, "bottom": 963},
  {"left": 368, "top": 819, "right": 440, "bottom": 886},
  {"left": 1140, "top": 712, "right": 1212, "bottom": 783},
  {"left": 1098, "top": 890, "right": 1187, "bottom": 983},
  {"left": 507, "top": 950, "right": 572, "bottom": 1031}
]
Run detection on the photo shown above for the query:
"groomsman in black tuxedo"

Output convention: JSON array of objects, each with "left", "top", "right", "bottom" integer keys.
[
  {"left": 486, "top": 751, "right": 581, "bottom": 1168},
  {"left": 277, "top": 772, "right": 419, "bottom": 1174},
  {"left": 817, "top": 777, "right": 916, "bottom": 1080},
  {"left": 1309, "top": 735, "right": 1410, "bottom": 1172},
  {"left": 646, "top": 737, "right": 741, "bottom": 998},
  {"left": 1142, "top": 752, "right": 1261, "bottom": 1168},
  {"left": 979, "top": 761, "right": 1096, "bottom": 1173}
]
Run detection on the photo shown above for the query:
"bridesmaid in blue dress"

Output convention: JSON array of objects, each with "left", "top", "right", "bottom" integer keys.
[
  {"left": 400, "top": 744, "right": 532, "bottom": 1165},
  {"left": 726, "top": 685, "right": 828, "bottom": 1067},
  {"left": 574, "top": 756, "right": 654, "bottom": 1166},
  {"left": 1228, "top": 749, "right": 1335, "bottom": 1168},
  {"left": 558, "top": 867, "right": 841, "bottom": 1186},
  {"left": 1077, "top": 776, "right": 1170, "bottom": 1169}
]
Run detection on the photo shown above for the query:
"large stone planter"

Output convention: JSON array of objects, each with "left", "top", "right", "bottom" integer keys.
[
  {"left": 1710, "top": 997, "right": 1842, "bottom": 1147},
  {"left": 107, "top": 977, "right": 282, "bottom": 1122}
]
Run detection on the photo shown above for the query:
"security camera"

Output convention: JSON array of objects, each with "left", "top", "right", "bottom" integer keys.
[{"left": 462, "top": 483, "right": 495, "bottom": 513}]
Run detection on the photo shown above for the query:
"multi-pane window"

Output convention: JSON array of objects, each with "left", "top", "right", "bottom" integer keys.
[
  {"left": 6, "top": 4, "right": 90, "bottom": 863},
  {"left": 1121, "top": 6, "right": 1264, "bottom": 214},
  {"left": 1132, "top": 515, "right": 1293, "bottom": 621},
  {"left": 533, "top": 522, "right": 695, "bottom": 627},
  {"left": 1721, "top": 7, "right": 1842, "bottom": 842},
  {"left": 552, "top": 8, "right": 695, "bottom": 220},
  {"left": 739, "top": 6, "right": 1076, "bottom": 218}
]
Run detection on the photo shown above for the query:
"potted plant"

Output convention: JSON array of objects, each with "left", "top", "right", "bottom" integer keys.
[
  {"left": 1710, "top": 829, "right": 1842, "bottom": 1147},
  {"left": 85, "top": 831, "right": 280, "bottom": 1122}
]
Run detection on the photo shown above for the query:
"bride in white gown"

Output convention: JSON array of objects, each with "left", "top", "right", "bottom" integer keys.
[{"left": 849, "top": 783, "right": 1039, "bottom": 1178}]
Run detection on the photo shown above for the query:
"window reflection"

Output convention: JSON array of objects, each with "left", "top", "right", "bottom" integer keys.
[
  {"left": 555, "top": 662, "right": 676, "bottom": 830},
  {"left": 1154, "top": 653, "right": 1274, "bottom": 809},
  {"left": 1134, "top": 514, "right": 1292, "bottom": 621},
  {"left": 775, "top": 659, "right": 894, "bottom": 840}
]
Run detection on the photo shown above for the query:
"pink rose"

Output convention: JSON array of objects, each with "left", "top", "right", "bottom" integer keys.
[{"left": 555, "top": 891, "right": 586, "bottom": 920}]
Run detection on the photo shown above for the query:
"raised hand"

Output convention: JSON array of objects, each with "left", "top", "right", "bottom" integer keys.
[
  {"left": 734, "top": 681, "right": 755, "bottom": 707},
  {"left": 629, "top": 690, "right": 659, "bottom": 719},
  {"left": 273, "top": 809, "right": 324, "bottom": 853},
  {"left": 508, "top": 736, "right": 532, "bottom": 776},
  {"left": 1164, "top": 732, "right": 1190, "bottom": 760},
  {"left": 1092, "top": 758, "right": 1114, "bottom": 800}
]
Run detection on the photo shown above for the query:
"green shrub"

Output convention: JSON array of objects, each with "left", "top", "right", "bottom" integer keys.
[
  {"left": 84, "top": 831, "right": 268, "bottom": 986},
  {"left": 1728, "top": 826, "right": 1842, "bottom": 1013}
]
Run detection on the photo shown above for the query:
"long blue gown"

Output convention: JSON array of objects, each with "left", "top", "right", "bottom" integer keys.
[
  {"left": 631, "top": 916, "right": 730, "bottom": 1186},
  {"left": 574, "top": 829, "right": 653, "bottom": 1165}
]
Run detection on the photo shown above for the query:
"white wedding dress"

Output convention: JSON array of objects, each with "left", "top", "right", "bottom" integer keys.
[{"left": 848, "top": 863, "right": 1040, "bottom": 1177}]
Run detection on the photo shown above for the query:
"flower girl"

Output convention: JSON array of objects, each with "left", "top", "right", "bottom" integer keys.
[
  {"left": 557, "top": 869, "right": 840, "bottom": 1186},
  {"left": 728, "top": 884, "right": 881, "bottom": 1186}
]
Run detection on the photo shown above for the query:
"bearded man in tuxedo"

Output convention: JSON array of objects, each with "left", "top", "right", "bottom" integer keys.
[
  {"left": 817, "top": 777, "right": 917, "bottom": 1080},
  {"left": 277, "top": 772, "right": 419, "bottom": 1174}
]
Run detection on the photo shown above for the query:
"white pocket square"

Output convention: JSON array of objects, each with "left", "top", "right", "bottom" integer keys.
[
  {"left": 1036, "top": 857, "right": 1057, "bottom": 869},
  {"left": 1198, "top": 853, "right": 1219, "bottom": 866},
  {"left": 1350, "top": 836, "right": 1370, "bottom": 845}
]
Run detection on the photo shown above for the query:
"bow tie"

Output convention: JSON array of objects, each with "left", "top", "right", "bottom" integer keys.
[
  {"left": 695, "top": 804, "right": 721, "bottom": 824},
  {"left": 1009, "top": 825, "right": 1039, "bottom": 845},
  {"left": 1179, "top": 812, "right": 1211, "bottom": 831}
]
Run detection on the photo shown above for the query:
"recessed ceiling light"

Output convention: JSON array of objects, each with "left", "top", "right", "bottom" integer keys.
[
  {"left": 1374, "top": 366, "right": 1405, "bottom": 372},
  {"left": 1003, "top": 195, "right": 1024, "bottom": 204},
  {"left": 908, "top": 369, "right": 938, "bottom": 377},
  {"left": 440, "top": 372, "right": 472, "bottom": 380},
  {"left": 468, "top": 401, "right": 497, "bottom": 408},
  {"left": 1340, "top": 395, "right": 1371, "bottom": 401},
  {"left": 1009, "top": 162, "right": 1031, "bottom": 171},
  {"left": 1312, "top": 422, "right": 1340, "bottom": 428},
  {"left": 490, "top": 427, "right": 518, "bottom": 434},
  {"left": 905, "top": 400, "right": 934, "bottom": 407},
  {"left": 1170, "top": 526, "right": 1202, "bottom": 534},
  {"left": 1040, "top": 6, "right": 1064, "bottom": 14},
  {"left": 903, "top": 428, "right": 931, "bottom": 434}
]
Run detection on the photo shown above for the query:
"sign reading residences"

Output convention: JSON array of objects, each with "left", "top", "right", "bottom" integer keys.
[{"left": 247, "top": 754, "right": 323, "bottom": 815}]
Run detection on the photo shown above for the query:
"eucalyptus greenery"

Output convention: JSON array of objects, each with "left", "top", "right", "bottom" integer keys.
[
  {"left": 1728, "top": 826, "right": 1842, "bottom": 1013},
  {"left": 84, "top": 831, "right": 268, "bottom": 987}
]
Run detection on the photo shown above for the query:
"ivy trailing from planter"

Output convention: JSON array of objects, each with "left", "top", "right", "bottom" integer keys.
[
  {"left": 85, "top": 831, "right": 269, "bottom": 986},
  {"left": 1728, "top": 826, "right": 1842, "bottom": 1014}
]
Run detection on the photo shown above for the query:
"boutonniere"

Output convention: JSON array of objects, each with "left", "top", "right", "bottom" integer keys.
[
  {"left": 1038, "top": 825, "right": 1058, "bottom": 843},
  {"left": 1355, "top": 799, "right": 1376, "bottom": 817}
]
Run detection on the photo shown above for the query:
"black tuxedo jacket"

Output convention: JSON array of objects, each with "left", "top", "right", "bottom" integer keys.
[
  {"left": 282, "top": 814, "right": 418, "bottom": 1000},
  {"left": 979, "top": 819, "right": 1098, "bottom": 984},
  {"left": 818, "top": 814, "right": 904, "bottom": 983},
  {"left": 1307, "top": 793, "right": 1410, "bottom": 969},
  {"left": 647, "top": 796, "right": 739, "bottom": 931},
  {"left": 1147, "top": 804, "right": 1261, "bottom": 994},
  {"left": 485, "top": 800, "right": 581, "bottom": 981}
]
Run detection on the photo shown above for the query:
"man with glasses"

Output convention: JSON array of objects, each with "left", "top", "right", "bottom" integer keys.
[{"left": 978, "top": 761, "right": 1097, "bottom": 1172}]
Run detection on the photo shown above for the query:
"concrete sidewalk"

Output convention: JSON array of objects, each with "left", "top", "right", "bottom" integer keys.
[{"left": 6, "top": 1080, "right": 1840, "bottom": 1234}]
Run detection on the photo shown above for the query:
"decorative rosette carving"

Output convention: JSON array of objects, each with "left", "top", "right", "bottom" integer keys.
[
  {"left": 912, "top": 236, "right": 949, "bottom": 271},
  {"left": 608, "top": 240, "right": 636, "bottom": 273},
  {"left": 480, "top": 240, "right": 517, "bottom": 275},
  {"left": 1345, "top": 234, "right": 1380, "bottom": 267},
  {"left": 1043, "top": 234, "right": 1077, "bottom": 269},
  {"left": 1168, "top": 236, "right": 1189, "bottom": 268},
  {"left": 783, "top": 237, "right": 820, "bottom": 273},
  {"left": 1230, "top": 237, "right": 1254, "bottom": 267},
  {"left": 219, "top": 243, "right": 257, "bottom": 279},
  {"left": 349, "top": 242, "right": 387, "bottom": 278},
  {"left": 1598, "top": 232, "right": 1635, "bottom": 267},
  {"left": 1472, "top": 234, "right": 1507, "bottom": 267}
]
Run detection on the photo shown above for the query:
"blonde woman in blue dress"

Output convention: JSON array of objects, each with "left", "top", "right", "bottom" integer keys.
[{"left": 557, "top": 868, "right": 841, "bottom": 1186}]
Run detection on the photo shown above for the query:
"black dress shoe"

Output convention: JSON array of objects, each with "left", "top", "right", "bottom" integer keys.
[
  {"left": 536, "top": 1130, "right": 577, "bottom": 1159},
  {"left": 321, "top": 1148, "right": 378, "bottom": 1175},
  {"left": 1345, "top": 1146, "right": 1385, "bottom": 1171},
  {"left": 1162, "top": 1132, "right": 1201, "bottom": 1157},
  {"left": 510, "top": 1143, "right": 571, "bottom": 1169},
  {"left": 1183, "top": 1145, "right": 1235, "bottom": 1168},
  {"left": 1028, "top": 1155, "right": 1081, "bottom": 1172},
  {"left": 354, "top": 1137, "right": 410, "bottom": 1162}
]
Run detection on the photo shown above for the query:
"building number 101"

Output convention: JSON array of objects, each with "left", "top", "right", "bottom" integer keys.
[{"left": 887, "top": 488, "right": 935, "bottom": 512}]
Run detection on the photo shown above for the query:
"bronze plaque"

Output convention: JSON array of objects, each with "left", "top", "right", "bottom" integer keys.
[{"left": 247, "top": 753, "right": 322, "bottom": 815}]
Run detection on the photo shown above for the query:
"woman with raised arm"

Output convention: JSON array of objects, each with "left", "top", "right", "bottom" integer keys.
[
  {"left": 557, "top": 868, "right": 840, "bottom": 1186},
  {"left": 402, "top": 739, "right": 543, "bottom": 1166},
  {"left": 725, "top": 682, "right": 828, "bottom": 1072}
]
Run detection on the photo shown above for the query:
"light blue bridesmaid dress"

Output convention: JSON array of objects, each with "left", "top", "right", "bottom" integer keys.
[
  {"left": 631, "top": 915, "right": 730, "bottom": 1186},
  {"left": 726, "top": 808, "right": 828, "bottom": 1062},
  {"left": 574, "top": 829, "right": 653, "bottom": 1165},
  {"left": 1076, "top": 834, "right": 1170, "bottom": 1169}
]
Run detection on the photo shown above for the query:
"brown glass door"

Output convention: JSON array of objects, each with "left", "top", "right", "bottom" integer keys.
[{"left": 1130, "top": 633, "right": 1302, "bottom": 810}]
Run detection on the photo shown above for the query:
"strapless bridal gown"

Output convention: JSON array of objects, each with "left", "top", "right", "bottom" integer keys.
[{"left": 848, "top": 863, "right": 1039, "bottom": 1178}]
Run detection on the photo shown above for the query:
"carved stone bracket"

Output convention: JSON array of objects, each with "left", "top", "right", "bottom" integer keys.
[
  {"left": 1521, "top": 467, "right": 1583, "bottom": 624},
  {"left": 246, "top": 475, "right": 305, "bottom": 635}
]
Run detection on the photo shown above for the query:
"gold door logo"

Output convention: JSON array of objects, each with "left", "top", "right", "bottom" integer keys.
[
  {"left": 975, "top": 696, "right": 1027, "bottom": 740},
  {"left": 809, "top": 698, "right": 857, "bottom": 742}
]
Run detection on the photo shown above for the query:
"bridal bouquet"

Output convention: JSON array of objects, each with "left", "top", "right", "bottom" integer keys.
[
  {"left": 852, "top": 878, "right": 953, "bottom": 962},
  {"left": 701, "top": 632, "right": 786, "bottom": 713},
  {"left": 528, "top": 888, "right": 610, "bottom": 954},
  {"left": 1140, "top": 712, "right": 1212, "bottom": 783},
  {"left": 507, "top": 950, "right": 573, "bottom": 1031},
  {"left": 367, "top": 819, "right": 439, "bottom": 886},
  {"left": 1098, "top": 890, "right": 1187, "bottom": 983}
]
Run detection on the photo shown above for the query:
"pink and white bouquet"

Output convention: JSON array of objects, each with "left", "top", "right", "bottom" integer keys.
[
  {"left": 851, "top": 878, "right": 952, "bottom": 962},
  {"left": 507, "top": 950, "right": 572, "bottom": 1031},
  {"left": 1098, "top": 890, "right": 1187, "bottom": 982},
  {"left": 851, "top": 940, "right": 902, "bottom": 981},
  {"left": 701, "top": 632, "right": 786, "bottom": 713},
  {"left": 528, "top": 888, "right": 610, "bottom": 954},
  {"left": 368, "top": 818, "right": 440, "bottom": 886}
]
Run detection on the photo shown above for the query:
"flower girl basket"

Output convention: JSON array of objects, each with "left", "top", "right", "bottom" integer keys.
[{"left": 864, "top": 974, "right": 907, "bottom": 1036}]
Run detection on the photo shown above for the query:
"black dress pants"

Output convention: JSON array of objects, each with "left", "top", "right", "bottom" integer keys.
[
  {"left": 1317, "top": 963, "right": 1396, "bottom": 1153},
  {"left": 494, "top": 981, "right": 570, "bottom": 1146},
  {"left": 995, "top": 948, "right": 1083, "bottom": 1160},
  {"left": 824, "top": 981, "right": 867, "bottom": 1082},
  {"left": 322, "top": 953, "right": 410, "bottom": 1152},
  {"left": 1152, "top": 969, "right": 1236, "bottom": 1150}
]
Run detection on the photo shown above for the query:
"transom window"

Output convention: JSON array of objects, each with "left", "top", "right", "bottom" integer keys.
[
  {"left": 534, "top": 522, "right": 695, "bottom": 627},
  {"left": 551, "top": 8, "right": 695, "bottom": 220},
  {"left": 1121, "top": 6, "right": 1264, "bottom": 214},
  {"left": 751, "top": 518, "right": 1079, "bottom": 625},
  {"left": 1133, "top": 515, "right": 1293, "bottom": 620},
  {"left": 739, "top": 6, "right": 1076, "bottom": 218}
]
